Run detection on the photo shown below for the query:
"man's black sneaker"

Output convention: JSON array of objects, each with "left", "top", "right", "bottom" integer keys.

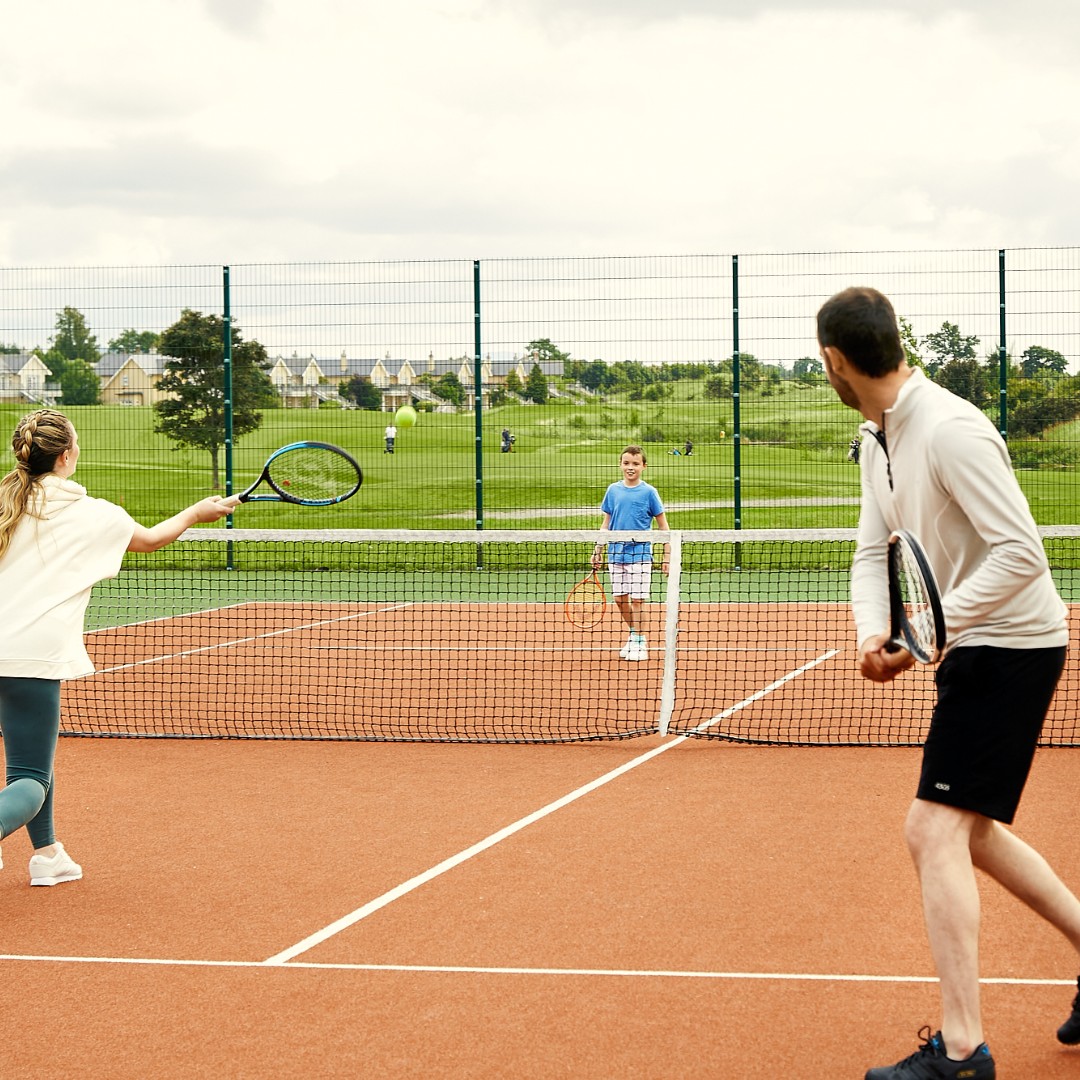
[
  {"left": 865, "top": 1027, "right": 996, "bottom": 1079},
  {"left": 1058, "top": 975, "right": 1080, "bottom": 1044}
]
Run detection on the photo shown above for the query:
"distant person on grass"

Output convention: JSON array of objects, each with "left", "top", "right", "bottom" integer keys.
[
  {"left": 0, "top": 409, "right": 239, "bottom": 887},
  {"left": 591, "top": 445, "right": 669, "bottom": 662},
  {"left": 817, "top": 287, "right": 1080, "bottom": 1079},
  {"left": 384, "top": 421, "right": 397, "bottom": 454}
]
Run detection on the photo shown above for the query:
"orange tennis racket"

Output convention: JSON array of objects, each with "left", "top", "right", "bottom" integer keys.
[{"left": 565, "top": 568, "right": 607, "bottom": 628}]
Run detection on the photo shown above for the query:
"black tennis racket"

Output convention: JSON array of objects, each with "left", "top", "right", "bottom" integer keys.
[
  {"left": 886, "top": 529, "right": 946, "bottom": 663},
  {"left": 237, "top": 441, "right": 363, "bottom": 506}
]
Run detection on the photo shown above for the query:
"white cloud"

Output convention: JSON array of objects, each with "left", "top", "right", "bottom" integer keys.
[{"left": 0, "top": 0, "right": 1077, "bottom": 265}]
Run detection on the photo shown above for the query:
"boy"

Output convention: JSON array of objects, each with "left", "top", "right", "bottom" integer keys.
[{"left": 591, "top": 445, "right": 669, "bottom": 661}]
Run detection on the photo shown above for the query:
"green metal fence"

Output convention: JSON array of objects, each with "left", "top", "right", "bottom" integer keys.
[{"left": 1, "top": 249, "right": 1077, "bottom": 530}]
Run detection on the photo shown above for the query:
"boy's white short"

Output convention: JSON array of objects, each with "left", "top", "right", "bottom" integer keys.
[{"left": 607, "top": 561, "right": 653, "bottom": 599}]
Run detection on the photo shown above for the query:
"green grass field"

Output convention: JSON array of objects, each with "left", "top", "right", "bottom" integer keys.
[{"left": 2, "top": 380, "right": 1078, "bottom": 531}]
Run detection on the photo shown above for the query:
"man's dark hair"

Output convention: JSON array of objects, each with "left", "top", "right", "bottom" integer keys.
[{"left": 816, "top": 287, "right": 905, "bottom": 377}]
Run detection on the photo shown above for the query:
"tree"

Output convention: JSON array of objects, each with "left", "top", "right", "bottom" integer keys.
[
  {"left": 505, "top": 370, "right": 524, "bottom": 396},
  {"left": 898, "top": 316, "right": 924, "bottom": 371},
  {"left": 1010, "top": 383, "right": 1080, "bottom": 437},
  {"left": 59, "top": 359, "right": 101, "bottom": 406},
  {"left": 153, "top": 309, "right": 276, "bottom": 489},
  {"left": 579, "top": 361, "right": 608, "bottom": 392},
  {"left": 792, "top": 356, "right": 823, "bottom": 380},
  {"left": 523, "top": 363, "right": 549, "bottom": 404},
  {"left": 50, "top": 306, "right": 100, "bottom": 365},
  {"left": 1021, "top": 345, "right": 1068, "bottom": 378},
  {"left": 339, "top": 375, "right": 383, "bottom": 410},
  {"left": 109, "top": 329, "right": 161, "bottom": 354},
  {"left": 922, "top": 321, "right": 978, "bottom": 379},
  {"left": 38, "top": 347, "right": 69, "bottom": 383},
  {"left": 433, "top": 372, "right": 465, "bottom": 406},
  {"left": 704, "top": 373, "right": 732, "bottom": 399},
  {"left": 936, "top": 358, "right": 990, "bottom": 409},
  {"left": 525, "top": 338, "right": 570, "bottom": 373},
  {"left": 0, "top": 342, "right": 20, "bottom": 355}
]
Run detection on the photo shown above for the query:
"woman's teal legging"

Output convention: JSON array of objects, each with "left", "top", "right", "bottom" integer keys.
[{"left": 0, "top": 677, "right": 59, "bottom": 849}]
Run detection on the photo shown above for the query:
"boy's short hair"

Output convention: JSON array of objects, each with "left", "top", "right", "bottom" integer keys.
[
  {"left": 621, "top": 444, "right": 646, "bottom": 463},
  {"left": 816, "top": 286, "right": 905, "bottom": 377}
]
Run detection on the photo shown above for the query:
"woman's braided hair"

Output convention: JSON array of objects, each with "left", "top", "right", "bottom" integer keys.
[{"left": 0, "top": 409, "right": 73, "bottom": 560}]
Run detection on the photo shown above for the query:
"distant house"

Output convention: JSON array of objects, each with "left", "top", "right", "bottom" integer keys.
[
  {"left": 0, "top": 352, "right": 58, "bottom": 405},
  {"left": 269, "top": 351, "right": 466, "bottom": 410},
  {"left": 244, "top": 347, "right": 566, "bottom": 412},
  {"left": 97, "top": 351, "right": 170, "bottom": 406},
  {"left": 268, "top": 351, "right": 415, "bottom": 409},
  {"left": 489, "top": 354, "right": 563, "bottom": 396}
]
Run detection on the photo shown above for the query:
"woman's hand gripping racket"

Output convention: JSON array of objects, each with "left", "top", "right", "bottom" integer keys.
[
  {"left": 565, "top": 568, "right": 607, "bottom": 628},
  {"left": 237, "top": 441, "right": 363, "bottom": 506},
  {"left": 886, "top": 529, "right": 946, "bottom": 664}
]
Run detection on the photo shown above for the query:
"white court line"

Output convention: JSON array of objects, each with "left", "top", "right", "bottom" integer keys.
[
  {"left": 0, "top": 954, "right": 1071, "bottom": 988},
  {"left": 690, "top": 649, "right": 840, "bottom": 735},
  {"left": 87, "top": 604, "right": 413, "bottom": 675},
  {"left": 263, "top": 650, "right": 839, "bottom": 966}
]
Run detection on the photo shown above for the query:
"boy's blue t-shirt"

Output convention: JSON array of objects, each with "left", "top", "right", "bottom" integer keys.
[{"left": 600, "top": 480, "right": 665, "bottom": 563}]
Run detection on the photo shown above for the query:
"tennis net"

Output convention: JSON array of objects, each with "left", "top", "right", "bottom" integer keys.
[{"left": 65, "top": 527, "right": 1080, "bottom": 746}]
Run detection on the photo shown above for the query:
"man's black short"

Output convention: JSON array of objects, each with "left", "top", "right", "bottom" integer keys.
[{"left": 917, "top": 644, "right": 1066, "bottom": 824}]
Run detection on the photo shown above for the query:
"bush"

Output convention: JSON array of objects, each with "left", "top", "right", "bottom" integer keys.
[{"left": 1008, "top": 441, "right": 1080, "bottom": 469}]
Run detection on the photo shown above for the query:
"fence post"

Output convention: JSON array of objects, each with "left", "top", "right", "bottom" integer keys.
[
  {"left": 223, "top": 264, "right": 234, "bottom": 500},
  {"left": 998, "top": 249, "right": 1008, "bottom": 440},
  {"left": 473, "top": 260, "right": 484, "bottom": 566},
  {"left": 223, "top": 265, "right": 235, "bottom": 571},
  {"left": 732, "top": 256, "right": 742, "bottom": 568}
]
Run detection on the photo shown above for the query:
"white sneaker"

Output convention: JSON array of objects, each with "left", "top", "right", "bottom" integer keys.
[
  {"left": 619, "top": 636, "right": 635, "bottom": 658},
  {"left": 624, "top": 639, "right": 648, "bottom": 661},
  {"left": 29, "top": 842, "right": 82, "bottom": 887}
]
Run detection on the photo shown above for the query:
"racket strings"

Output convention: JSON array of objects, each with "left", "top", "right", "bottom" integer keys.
[
  {"left": 268, "top": 448, "right": 358, "bottom": 502},
  {"left": 896, "top": 544, "right": 936, "bottom": 653},
  {"left": 566, "top": 575, "right": 606, "bottom": 628}
]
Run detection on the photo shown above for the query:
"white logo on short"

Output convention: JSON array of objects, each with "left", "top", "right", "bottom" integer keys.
[{"left": 935, "top": 782, "right": 951, "bottom": 791}]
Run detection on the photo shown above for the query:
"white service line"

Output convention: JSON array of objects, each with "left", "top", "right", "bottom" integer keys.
[
  {"left": 0, "top": 954, "right": 1071, "bottom": 988},
  {"left": 88, "top": 604, "right": 412, "bottom": 675},
  {"left": 264, "top": 649, "right": 839, "bottom": 966}
]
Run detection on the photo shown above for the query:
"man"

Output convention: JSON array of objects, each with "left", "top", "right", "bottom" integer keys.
[{"left": 816, "top": 286, "right": 1080, "bottom": 1080}]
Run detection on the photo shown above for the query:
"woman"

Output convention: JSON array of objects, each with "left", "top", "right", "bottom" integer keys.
[{"left": 0, "top": 409, "right": 239, "bottom": 886}]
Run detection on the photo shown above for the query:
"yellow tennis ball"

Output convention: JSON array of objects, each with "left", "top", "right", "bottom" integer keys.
[{"left": 395, "top": 405, "right": 418, "bottom": 428}]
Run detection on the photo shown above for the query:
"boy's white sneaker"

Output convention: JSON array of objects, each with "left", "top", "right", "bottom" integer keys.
[
  {"left": 29, "top": 843, "right": 82, "bottom": 886},
  {"left": 619, "top": 636, "right": 635, "bottom": 658},
  {"left": 624, "top": 639, "right": 648, "bottom": 661}
]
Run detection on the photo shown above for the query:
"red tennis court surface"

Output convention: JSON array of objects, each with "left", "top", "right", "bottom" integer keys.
[{"left": 2, "top": 725, "right": 1079, "bottom": 1077}]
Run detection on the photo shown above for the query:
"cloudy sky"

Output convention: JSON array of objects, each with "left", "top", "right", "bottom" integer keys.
[{"left": 1, "top": 0, "right": 1078, "bottom": 267}]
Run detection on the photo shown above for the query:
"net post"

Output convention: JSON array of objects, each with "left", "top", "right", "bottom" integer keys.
[
  {"left": 223, "top": 264, "right": 235, "bottom": 571},
  {"left": 658, "top": 530, "right": 681, "bottom": 736}
]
